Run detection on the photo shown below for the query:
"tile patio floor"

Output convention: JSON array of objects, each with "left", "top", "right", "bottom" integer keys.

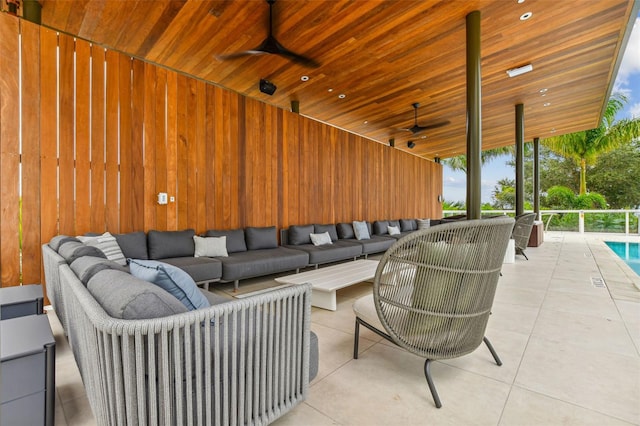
[{"left": 50, "top": 231, "right": 640, "bottom": 425}]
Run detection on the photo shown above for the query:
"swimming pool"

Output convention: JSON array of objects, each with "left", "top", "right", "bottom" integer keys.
[{"left": 605, "top": 241, "right": 640, "bottom": 276}]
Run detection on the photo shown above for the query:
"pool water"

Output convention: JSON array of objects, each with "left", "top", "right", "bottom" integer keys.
[{"left": 605, "top": 241, "right": 640, "bottom": 276}]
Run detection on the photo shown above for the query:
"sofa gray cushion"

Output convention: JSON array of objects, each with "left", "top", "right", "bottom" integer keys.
[
  {"left": 336, "top": 223, "right": 355, "bottom": 239},
  {"left": 205, "top": 229, "right": 247, "bottom": 253},
  {"left": 358, "top": 235, "right": 396, "bottom": 255},
  {"left": 129, "top": 259, "right": 210, "bottom": 311},
  {"left": 159, "top": 256, "right": 222, "bottom": 283},
  {"left": 353, "top": 221, "right": 370, "bottom": 240},
  {"left": 373, "top": 220, "right": 390, "bottom": 235},
  {"left": 389, "top": 220, "right": 400, "bottom": 229},
  {"left": 49, "top": 235, "right": 81, "bottom": 252},
  {"left": 400, "top": 219, "right": 417, "bottom": 232},
  {"left": 314, "top": 224, "right": 339, "bottom": 242},
  {"left": 87, "top": 269, "right": 188, "bottom": 319},
  {"left": 292, "top": 240, "right": 362, "bottom": 265},
  {"left": 287, "top": 225, "right": 313, "bottom": 246},
  {"left": 245, "top": 226, "right": 278, "bottom": 250},
  {"left": 59, "top": 241, "right": 107, "bottom": 264},
  {"left": 217, "top": 247, "right": 309, "bottom": 282},
  {"left": 114, "top": 231, "right": 148, "bottom": 260},
  {"left": 147, "top": 229, "right": 195, "bottom": 260},
  {"left": 70, "top": 256, "right": 128, "bottom": 286}
]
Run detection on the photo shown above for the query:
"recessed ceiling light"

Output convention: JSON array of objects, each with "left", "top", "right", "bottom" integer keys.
[
  {"left": 543, "top": 102, "right": 551, "bottom": 107},
  {"left": 420, "top": 135, "right": 427, "bottom": 139},
  {"left": 300, "top": 75, "right": 309, "bottom": 82},
  {"left": 338, "top": 94, "right": 346, "bottom": 99},
  {"left": 520, "top": 12, "right": 533, "bottom": 20},
  {"left": 328, "top": 88, "right": 334, "bottom": 92},
  {"left": 517, "top": 0, "right": 525, "bottom": 3},
  {"left": 506, "top": 64, "right": 533, "bottom": 77},
  {"left": 363, "top": 120, "right": 368, "bottom": 124},
  {"left": 550, "top": 128, "right": 556, "bottom": 133},
  {"left": 539, "top": 88, "right": 548, "bottom": 94}
]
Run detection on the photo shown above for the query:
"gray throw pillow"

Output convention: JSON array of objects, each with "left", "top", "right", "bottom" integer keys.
[
  {"left": 336, "top": 223, "right": 355, "bottom": 239},
  {"left": 77, "top": 232, "right": 127, "bottom": 266},
  {"left": 147, "top": 229, "right": 195, "bottom": 259},
  {"left": 417, "top": 218, "right": 431, "bottom": 230},
  {"left": 114, "top": 231, "right": 148, "bottom": 259},
  {"left": 245, "top": 226, "right": 278, "bottom": 250},
  {"left": 129, "top": 259, "right": 210, "bottom": 311},
  {"left": 87, "top": 269, "right": 188, "bottom": 319},
  {"left": 205, "top": 229, "right": 247, "bottom": 253},
  {"left": 353, "top": 221, "right": 371, "bottom": 240},
  {"left": 288, "top": 225, "right": 314, "bottom": 245},
  {"left": 314, "top": 224, "right": 339, "bottom": 242}
]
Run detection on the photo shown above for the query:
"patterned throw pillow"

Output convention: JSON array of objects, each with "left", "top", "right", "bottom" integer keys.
[
  {"left": 353, "top": 221, "right": 371, "bottom": 240},
  {"left": 77, "top": 232, "right": 127, "bottom": 266},
  {"left": 388, "top": 225, "right": 401, "bottom": 235},
  {"left": 310, "top": 232, "right": 333, "bottom": 246},
  {"left": 417, "top": 219, "right": 431, "bottom": 230}
]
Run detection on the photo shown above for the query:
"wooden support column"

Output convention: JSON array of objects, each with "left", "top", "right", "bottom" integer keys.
[
  {"left": 533, "top": 137, "right": 540, "bottom": 220},
  {"left": 515, "top": 103, "right": 524, "bottom": 217},
  {"left": 466, "top": 10, "right": 482, "bottom": 220}
]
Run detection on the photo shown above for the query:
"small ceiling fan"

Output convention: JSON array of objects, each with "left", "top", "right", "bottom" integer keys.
[
  {"left": 399, "top": 103, "right": 450, "bottom": 135},
  {"left": 215, "top": 0, "right": 320, "bottom": 68}
]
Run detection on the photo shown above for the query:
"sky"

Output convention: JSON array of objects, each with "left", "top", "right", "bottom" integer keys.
[{"left": 443, "top": 15, "right": 640, "bottom": 204}]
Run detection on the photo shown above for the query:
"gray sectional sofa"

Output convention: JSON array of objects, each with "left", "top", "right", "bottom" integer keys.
[{"left": 42, "top": 239, "right": 319, "bottom": 426}]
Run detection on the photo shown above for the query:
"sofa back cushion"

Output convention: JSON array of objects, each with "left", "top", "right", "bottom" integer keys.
[
  {"left": 336, "top": 223, "right": 355, "bottom": 239},
  {"left": 245, "top": 226, "right": 278, "bottom": 250},
  {"left": 400, "top": 219, "right": 417, "bottom": 232},
  {"left": 288, "top": 225, "right": 314, "bottom": 245},
  {"left": 88, "top": 269, "right": 188, "bottom": 319},
  {"left": 373, "top": 220, "right": 390, "bottom": 235},
  {"left": 388, "top": 220, "right": 401, "bottom": 229},
  {"left": 148, "top": 229, "right": 195, "bottom": 259},
  {"left": 114, "top": 231, "right": 149, "bottom": 260},
  {"left": 70, "top": 256, "right": 128, "bottom": 286},
  {"left": 59, "top": 241, "right": 107, "bottom": 264},
  {"left": 205, "top": 229, "right": 247, "bottom": 253},
  {"left": 314, "top": 224, "right": 339, "bottom": 242},
  {"left": 49, "top": 235, "right": 81, "bottom": 252},
  {"left": 129, "top": 259, "right": 210, "bottom": 310}
]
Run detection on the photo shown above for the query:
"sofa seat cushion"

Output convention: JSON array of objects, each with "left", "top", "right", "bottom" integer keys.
[
  {"left": 287, "top": 240, "right": 362, "bottom": 265},
  {"left": 217, "top": 247, "right": 309, "bottom": 282},
  {"left": 353, "top": 235, "right": 396, "bottom": 255},
  {"left": 87, "top": 269, "right": 188, "bottom": 319},
  {"left": 389, "top": 231, "right": 415, "bottom": 240},
  {"left": 159, "top": 256, "right": 223, "bottom": 283}
]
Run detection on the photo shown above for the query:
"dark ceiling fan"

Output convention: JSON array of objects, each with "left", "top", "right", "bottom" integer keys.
[
  {"left": 215, "top": 0, "right": 320, "bottom": 68},
  {"left": 399, "top": 103, "right": 450, "bottom": 135}
]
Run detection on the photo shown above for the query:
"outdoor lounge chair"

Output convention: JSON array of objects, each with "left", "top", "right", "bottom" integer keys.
[
  {"left": 352, "top": 216, "right": 515, "bottom": 408},
  {"left": 512, "top": 212, "right": 536, "bottom": 260}
]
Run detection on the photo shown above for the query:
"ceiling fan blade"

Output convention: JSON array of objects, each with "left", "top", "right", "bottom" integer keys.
[
  {"left": 277, "top": 47, "right": 320, "bottom": 68},
  {"left": 215, "top": 50, "right": 267, "bottom": 61}
]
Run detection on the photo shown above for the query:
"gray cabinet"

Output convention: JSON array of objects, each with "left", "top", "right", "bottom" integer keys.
[
  {"left": 0, "top": 284, "right": 44, "bottom": 319},
  {"left": 1, "top": 314, "right": 55, "bottom": 426}
]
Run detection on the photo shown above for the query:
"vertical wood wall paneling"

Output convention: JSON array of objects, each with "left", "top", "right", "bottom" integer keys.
[
  {"left": 130, "top": 59, "right": 146, "bottom": 232},
  {"left": 154, "top": 68, "right": 168, "bottom": 231},
  {"left": 166, "top": 72, "right": 179, "bottom": 230},
  {"left": 40, "top": 27, "right": 58, "bottom": 250},
  {"left": 58, "top": 33, "right": 75, "bottom": 236},
  {"left": 175, "top": 74, "right": 188, "bottom": 230},
  {"left": 20, "top": 20, "right": 42, "bottom": 285},
  {"left": 118, "top": 55, "right": 133, "bottom": 233},
  {"left": 195, "top": 81, "right": 207, "bottom": 233},
  {"left": 142, "top": 62, "right": 157, "bottom": 231},
  {"left": 105, "top": 50, "right": 120, "bottom": 232},
  {"left": 204, "top": 84, "right": 217, "bottom": 230},
  {"left": 212, "top": 86, "right": 225, "bottom": 230},
  {"left": 0, "top": 13, "right": 20, "bottom": 287},
  {"left": 185, "top": 77, "right": 198, "bottom": 230},
  {"left": 90, "top": 45, "right": 106, "bottom": 232},
  {"left": 74, "top": 39, "right": 91, "bottom": 235}
]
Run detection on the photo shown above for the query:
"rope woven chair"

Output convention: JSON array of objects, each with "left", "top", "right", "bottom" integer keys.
[
  {"left": 353, "top": 216, "right": 515, "bottom": 408},
  {"left": 512, "top": 212, "right": 536, "bottom": 260}
]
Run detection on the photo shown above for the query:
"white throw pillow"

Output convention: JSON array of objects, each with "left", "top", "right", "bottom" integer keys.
[
  {"left": 353, "top": 221, "right": 371, "bottom": 240},
  {"left": 310, "top": 232, "right": 333, "bottom": 246},
  {"left": 193, "top": 235, "right": 228, "bottom": 257},
  {"left": 417, "top": 218, "right": 431, "bottom": 230},
  {"left": 388, "top": 225, "right": 401, "bottom": 235},
  {"left": 77, "top": 232, "right": 127, "bottom": 266}
]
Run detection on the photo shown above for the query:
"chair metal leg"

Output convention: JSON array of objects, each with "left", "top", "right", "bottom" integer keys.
[
  {"left": 483, "top": 336, "right": 502, "bottom": 366},
  {"left": 522, "top": 250, "right": 529, "bottom": 260},
  {"left": 423, "top": 359, "right": 442, "bottom": 408},
  {"left": 353, "top": 319, "right": 360, "bottom": 359}
]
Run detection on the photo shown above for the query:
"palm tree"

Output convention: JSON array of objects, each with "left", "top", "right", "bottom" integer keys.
[
  {"left": 442, "top": 146, "right": 512, "bottom": 173},
  {"left": 542, "top": 93, "right": 640, "bottom": 195}
]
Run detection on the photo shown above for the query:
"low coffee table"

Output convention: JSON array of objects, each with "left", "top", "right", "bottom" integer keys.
[{"left": 275, "top": 259, "right": 379, "bottom": 311}]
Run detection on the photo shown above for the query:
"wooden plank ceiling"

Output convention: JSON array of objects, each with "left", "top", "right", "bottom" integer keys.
[{"left": 40, "top": 0, "right": 636, "bottom": 160}]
